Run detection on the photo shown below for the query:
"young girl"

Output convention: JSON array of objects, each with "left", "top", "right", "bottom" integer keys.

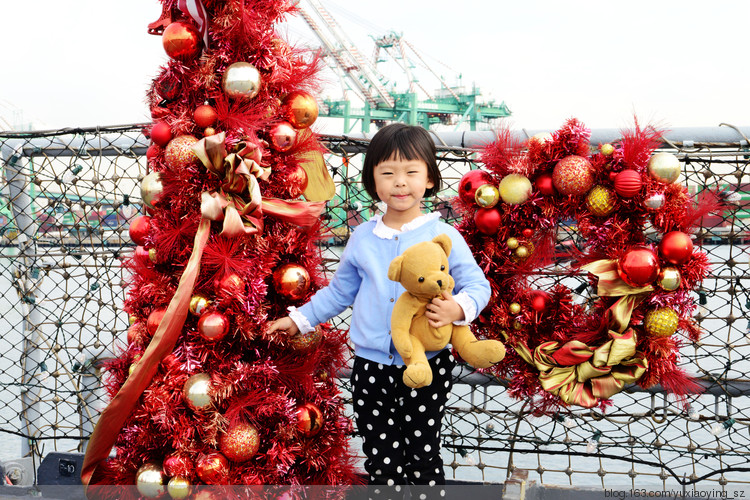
[{"left": 269, "top": 123, "right": 490, "bottom": 489}]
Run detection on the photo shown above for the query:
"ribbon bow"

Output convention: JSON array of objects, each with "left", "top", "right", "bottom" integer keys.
[
  {"left": 194, "top": 132, "right": 325, "bottom": 237},
  {"left": 514, "top": 259, "right": 652, "bottom": 408}
]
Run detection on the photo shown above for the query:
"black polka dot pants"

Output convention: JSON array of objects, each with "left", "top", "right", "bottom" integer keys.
[{"left": 351, "top": 349, "right": 454, "bottom": 488}]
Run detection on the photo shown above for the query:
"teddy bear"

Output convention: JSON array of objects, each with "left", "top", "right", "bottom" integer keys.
[{"left": 387, "top": 234, "right": 506, "bottom": 388}]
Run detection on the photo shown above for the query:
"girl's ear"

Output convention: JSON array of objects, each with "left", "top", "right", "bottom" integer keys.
[{"left": 388, "top": 256, "right": 404, "bottom": 282}]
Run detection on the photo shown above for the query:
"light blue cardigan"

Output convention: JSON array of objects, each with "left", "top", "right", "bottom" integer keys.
[{"left": 296, "top": 214, "right": 491, "bottom": 365}]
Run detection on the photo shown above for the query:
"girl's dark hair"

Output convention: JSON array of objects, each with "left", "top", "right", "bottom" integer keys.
[{"left": 362, "top": 123, "right": 441, "bottom": 201}]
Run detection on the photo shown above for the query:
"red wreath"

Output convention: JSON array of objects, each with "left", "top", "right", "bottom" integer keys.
[{"left": 455, "top": 119, "right": 725, "bottom": 413}]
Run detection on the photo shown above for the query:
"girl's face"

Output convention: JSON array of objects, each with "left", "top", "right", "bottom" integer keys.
[{"left": 373, "top": 154, "right": 434, "bottom": 220}]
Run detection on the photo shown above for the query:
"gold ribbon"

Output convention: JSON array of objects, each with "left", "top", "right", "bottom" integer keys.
[
  {"left": 194, "top": 132, "right": 326, "bottom": 237},
  {"left": 514, "top": 259, "right": 653, "bottom": 407}
]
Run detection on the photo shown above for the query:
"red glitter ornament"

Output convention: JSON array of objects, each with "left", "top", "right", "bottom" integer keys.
[
  {"left": 458, "top": 170, "right": 493, "bottom": 204},
  {"left": 150, "top": 121, "right": 173, "bottom": 147},
  {"left": 617, "top": 247, "right": 660, "bottom": 287},
  {"left": 163, "top": 455, "right": 194, "bottom": 478},
  {"left": 195, "top": 453, "right": 229, "bottom": 484},
  {"left": 295, "top": 403, "right": 324, "bottom": 437},
  {"left": 197, "top": 312, "right": 230, "bottom": 341},
  {"left": 614, "top": 169, "right": 643, "bottom": 198},
  {"left": 129, "top": 216, "right": 151, "bottom": 246},
  {"left": 552, "top": 155, "right": 594, "bottom": 196},
  {"left": 473, "top": 208, "right": 501, "bottom": 235},
  {"left": 659, "top": 231, "right": 694, "bottom": 264},
  {"left": 165, "top": 135, "right": 199, "bottom": 170},
  {"left": 147, "top": 307, "right": 167, "bottom": 336},
  {"left": 273, "top": 263, "right": 311, "bottom": 300},
  {"left": 194, "top": 105, "right": 218, "bottom": 128},
  {"left": 534, "top": 173, "right": 555, "bottom": 196},
  {"left": 282, "top": 91, "right": 319, "bottom": 129},
  {"left": 162, "top": 21, "right": 201, "bottom": 61},
  {"left": 219, "top": 421, "right": 260, "bottom": 462},
  {"left": 269, "top": 122, "right": 297, "bottom": 152}
]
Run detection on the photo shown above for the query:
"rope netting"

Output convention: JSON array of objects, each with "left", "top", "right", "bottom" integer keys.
[{"left": 0, "top": 125, "right": 748, "bottom": 490}]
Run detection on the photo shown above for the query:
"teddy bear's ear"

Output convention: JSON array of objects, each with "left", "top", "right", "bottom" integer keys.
[
  {"left": 388, "top": 255, "right": 404, "bottom": 282},
  {"left": 432, "top": 234, "right": 452, "bottom": 256}
]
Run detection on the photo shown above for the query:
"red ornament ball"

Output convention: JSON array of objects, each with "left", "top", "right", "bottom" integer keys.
[
  {"left": 286, "top": 164, "right": 309, "bottom": 198},
  {"left": 165, "top": 135, "right": 199, "bottom": 170},
  {"left": 659, "top": 231, "right": 694, "bottom": 264},
  {"left": 146, "top": 144, "right": 160, "bottom": 162},
  {"left": 282, "top": 91, "right": 319, "bottom": 129},
  {"left": 552, "top": 155, "right": 594, "bottom": 196},
  {"left": 534, "top": 173, "right": 556, "bottom": 196},
  {"left": 150, "top": 121, "right": 173, "bottom": 147},
  {"left": 458, "top": 170, "right": 493, "bottom": 204},
  {"left": 197, "top": 312, "right": 230, "bottom": 341},
  {"left": 617, "top": 247, "right": 660, "bottom": 287},
  {"left": 273, "top": 264, "right": 311, "bottom": 300},
  {"left": 195, "top": 453, "right": 229, "bottom": 484},
  {"left": 473, "top": 208, "right": 501, "bottom": 235},
  {"left": 614, "top": 169, "right": 643, "bottom": 198},
  {"left": 527, "top": 290, "right": 550, "bottom": 313},
  {"left": 134, "top": 245, "right": 152, "bottom": 266},
  {"left": 193, "top": 104, "right": 218, "bottom": 128},
  {"left": 163, "top": 455, "right": 194, "bottom": 478},
  {"left": 269, "top": 121, "right": 297, "bottom": 152},
  {"left": 215, "top": 273, "right": 245, "bottom": 298},
  {"left": 147, "top": 307, "right": 168, "bottom": 336},
  {"left": 219, "top": 421, "right": 260, "bottom": 462},
  {"left": 296, "top": 403, "right": 324, "bottom": 437},
  {"left": 129, "top": 216, "right": 151, "bottom": 246},
  {"left": 162, "top": 21, "right": 201, "bottom": 61}
]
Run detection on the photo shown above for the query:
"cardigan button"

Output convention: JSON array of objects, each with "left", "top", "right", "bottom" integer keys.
[
  {"left": 389, "top": 355, "right": 393, "bottom": 359},
  {"left": 390, "top": 298, "right": 394, "bottom": 302},
  {"left": 395, "top": 236, "right": 398, "bottom": 240}
]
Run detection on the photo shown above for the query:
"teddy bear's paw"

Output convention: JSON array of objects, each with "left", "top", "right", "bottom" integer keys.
[
  {"left": 403, "top": 363, "right": 432, "bottom": 388},
  {"left": 463, "top": 340, "right": 506, "bottom": 368}
]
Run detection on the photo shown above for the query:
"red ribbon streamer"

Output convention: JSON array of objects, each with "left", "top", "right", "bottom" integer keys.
[{"left": 81, "top": 218, "right": 211, "bottom": 488}]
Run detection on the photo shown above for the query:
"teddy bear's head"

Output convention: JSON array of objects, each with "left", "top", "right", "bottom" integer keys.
[{"left": 388, "top": 234, "right": 452, "bottom": 299}]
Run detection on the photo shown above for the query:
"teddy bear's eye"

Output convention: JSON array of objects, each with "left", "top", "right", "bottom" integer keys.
[
  {"left": 418, "top": 277, "right": 425, "bottom": 282},
  {"left": 440, "top": 265, "right": 445, "bottom": 271}
]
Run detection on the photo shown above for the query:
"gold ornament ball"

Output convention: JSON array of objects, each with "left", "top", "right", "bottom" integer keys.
[
  {"left": 515, "top": 246, "right": 529, "bottom": 259},
  {"left": 499, "top": 174, "right": 532, "bottom": 205},
  {"left": 586, "top": 185, "right": 617, "bottom": 217},
  {"left": 506, "top": 237, "right": 519, "bottom": 250},
  {"left": 167, "top": 476, "right": 192, "bottom": 499},
  {"left": 657, "top": 267, "right": 682, "bottom": 291},
  {"left": 136, "top": 463, "right": 166, "bottom": 499},
  {"left": 644, "top": 307, "right": 679, "bottom": 337},
  {"left": 289, "top": 327, "right": 323, "bottom": 350},
  {"left": 474, "top": 184, "right": 500, "bottom": 208},
  {"left": 222, "top": 62, "right": 262, "bottom": 100},
  {"left": 128, "top": 315, "right": 138, "bottom": 326},
  {"left": 219, "top": 421, "right": 260, "bottom": 462},
  {"left": 509, "top": 302, "right": 521, "bottom": 314},
  {"left": 148, "top": 248, "right": 158, "bottom": 263},
  {"left": 283, "top": 91, "right": 319, "bottom": 129},
  {"left": 513, "top": 320, "right": 523, "bottom": 331},
  {"left": 189, "top": 295, "right": 211, "bottom": 316},
  {"left": 529, "top": 132, "right": 553, "bottom": 146},
  {"left": 141, "top": 172, "right": 164, "bottom": 209},
  {"left": 600, "top": 143, "right": 615, "bottom": 156},
  {"left": 183, "top": 373, "right": 212, "bottom": 410},
  {"left": 648, "top": 152, "right": 681, "bottom": 184},
  {"left": 644, "top": 191, "right": 666, "bottom": 211}
]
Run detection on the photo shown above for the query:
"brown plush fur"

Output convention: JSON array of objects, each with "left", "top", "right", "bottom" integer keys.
[{"left": 388, "top": 234, "right": 506, "bottom": 388}]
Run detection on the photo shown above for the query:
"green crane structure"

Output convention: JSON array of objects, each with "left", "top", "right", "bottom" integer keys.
[{"left": 296, "top": 0, "right": 511, "bottom": 132}]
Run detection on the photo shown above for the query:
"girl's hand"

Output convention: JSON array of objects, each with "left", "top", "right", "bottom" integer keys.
[
  {"left": 268, "top": 316, "right": 300, "bottom": 336},
  {"left": 425, "top": 291, "right": 465, "bottom": 328}
]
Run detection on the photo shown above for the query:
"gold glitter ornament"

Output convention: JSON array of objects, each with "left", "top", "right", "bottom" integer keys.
[
  {"left": 219, "top": 421, "right": 260, "bottom": 462},
  {"left": 648, "top": 152, "right": 681, "bottom": 184},
  {"left": 644, "top": 307, "right": 679, "bottom": 337},
  {"left": 135, "top": 463, "right": 166, "bottom": 499},
  {"left": 167, "top": 476, "right": 191, "bottom": 499},
  {"left": 498, "top": 174, "right": 532, "bottom": 205},
  {"left": 189, "top": 294, "right": 211, "bottom": 316},
  {"left": 552, "top": 155, "right": 594, "bottom": 196},
  {"left": 289, "top": 327, "right": 323, "bottom": 350},
  {"left": 585, "top": 185, "right": 617, "bottom": 217},
  {"left": 657, "top": 267, "right": 681, "bottom": 292},
  {"left": 164, "top": 135, "right": 199, "bottom": 170},
  {"left": 183, "top": 373, "right": 212, "bottom": 410},
  {"left": 474, "top": 184, "right": 500, "bottom": 208}
]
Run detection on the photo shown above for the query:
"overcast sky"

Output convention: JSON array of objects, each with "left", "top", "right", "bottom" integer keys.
[{"left": 1, "top": 0, "right": 748, "bottom": 132}]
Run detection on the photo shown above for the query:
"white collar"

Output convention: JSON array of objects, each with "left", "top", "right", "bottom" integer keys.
[{"left": 371, "top": 211, "right": 440, "bottom": 239}]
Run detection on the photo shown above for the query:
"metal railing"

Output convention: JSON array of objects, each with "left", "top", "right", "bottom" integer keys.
[{"left": 0, "top": 124, "right": 748, "bottom": 491}]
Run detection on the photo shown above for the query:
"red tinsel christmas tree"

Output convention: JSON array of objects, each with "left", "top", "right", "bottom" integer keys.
[
  {"left": 82, "top": 0, "right": 356, "bottom": 493},
  {"left": 455, "top": 119, "right": 725, "bottom": 414}
]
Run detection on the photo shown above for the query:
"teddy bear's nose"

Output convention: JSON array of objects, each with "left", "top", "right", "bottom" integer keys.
[{"left": 437, "top": 279, "right": 443, "bottom": 287}]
